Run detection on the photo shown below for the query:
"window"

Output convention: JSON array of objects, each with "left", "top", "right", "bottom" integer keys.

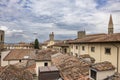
[
  {"left": 1, "top": 35, "right": 2, "bottom": 41},
  {"left": 90, "top": 69, "right": 96, "bottom": 80},
  {"left": 71, "top": 45, "right": 73, "bottom": 49},
  {"left": 76, "top": 46, "right": 78, "bottom": 49},
  {"left": 19, "top": 60, "right": 21, "bottom": 62},
  {"left": 82, "top": 46, "right": 85, "bottom": 51},
  {"left": 75, "top": 53, "right": 78, "bottom": 57},
  {"left": 105, "top": 48, "right": 111, "bottom": 54},
  {"left": 44, "top": 62, "right": 48, "bottom": 66},
  {"left": 91, "top": 47, "right": 95, "bottom": 52},
  {"left": 64, "top": 48, "right": 67, "bottom": 53}
]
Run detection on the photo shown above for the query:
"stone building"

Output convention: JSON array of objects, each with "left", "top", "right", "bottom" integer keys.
[
  {"left": 0, "top": 30, "right": 4, "bottom": 51},
  {"left": 49, "top": 40, "right": 70, "bottom": 53},
  {"left": 0, "top": 30, "right": 4, "bottom": 66},
  {"left": 41, "top": 32, "right": 61, "bottom": 49}
]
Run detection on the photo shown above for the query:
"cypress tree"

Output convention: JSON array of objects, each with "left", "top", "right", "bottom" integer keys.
[{"left": 34, "top": 38, "right": 39, "bottom": 49}]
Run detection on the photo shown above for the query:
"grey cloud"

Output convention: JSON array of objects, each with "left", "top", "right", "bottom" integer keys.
[
  {"left": 55, "top": 34, "right": 76, "bottom": 40},
  {"left": 55, "top": 22, "right": 96, "bottom": 31},
  {"left": 0, "top": 0, "right": 120, "bottom": 43}
]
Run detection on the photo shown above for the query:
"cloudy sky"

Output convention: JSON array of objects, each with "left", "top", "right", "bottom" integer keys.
[{"left": 0, "top": 0, "right": 120, "bottom": 43}]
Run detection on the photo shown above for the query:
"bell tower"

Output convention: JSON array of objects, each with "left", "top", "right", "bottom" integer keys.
[
  {"left": 49, "top": 32, "right": 54, "bottom": 41},
  {"left": 108, "top": 14, "right": 114, "bottom": 34}
]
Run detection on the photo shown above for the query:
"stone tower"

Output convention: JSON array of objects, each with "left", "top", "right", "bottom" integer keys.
[
  {"left": 0, "top": 30, "right": 4, "bottom": 50},
  {"left": 77, "top": 31, "right": 86, "bottom": 39},
  {"left": 49, "top": 32, "right": 54, "bottom": 41},
  {"left": 108, "top": 14, "right": 114, "bottom": 34},
  {"left": 0, "top": 30, "right": 4, "bottom": 66}
]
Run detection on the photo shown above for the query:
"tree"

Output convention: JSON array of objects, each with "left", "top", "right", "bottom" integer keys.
[{"left": 34, "top": 38, "right": 39, "bottom": 49}]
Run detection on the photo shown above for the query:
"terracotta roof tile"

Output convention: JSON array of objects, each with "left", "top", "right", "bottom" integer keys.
[
  {"left": 91, "top": 61, "right": 115, "bottom": 71},
  {"left": 26, "top": 63, "right": 36, "bottom": 75},
  {"left": 79, "top": 54, "right": 95, "bottom": 63},
  {"left": 0, "top": 65, "right": 33, "bottom": 80},
  {"left": 52, "top": 53, "right": 92, "bottom": 80},
  {"left": 68, "top": 33, "right": 120, "bottom": 43},
  {"left": 36, "top": 49, "right": 58, "bottom": 61},
  {"left": 0, "top": 66, "right": 3, "bottom": 73},
  {"left": 4, "top": 49, "right": 36, "bottom": 61},
  {"left": 13, "top": 60, "right": 36, "bottom": 75}
]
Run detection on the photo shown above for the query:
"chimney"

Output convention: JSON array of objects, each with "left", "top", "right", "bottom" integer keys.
[
  {"left": 108, "top": 14, "right": 114, "bottom": 34},
  {"left": 77, "top": 31, "right": 86, "bottom": 39}
]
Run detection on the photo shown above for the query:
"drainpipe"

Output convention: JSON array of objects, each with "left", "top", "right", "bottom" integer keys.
[{"left": 112, "top": 44, "right": 119, "bottom": 73}]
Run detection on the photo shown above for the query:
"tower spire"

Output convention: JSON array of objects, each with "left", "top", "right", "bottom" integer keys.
[{"left": 108, "top": 14, "right": 114, "bottom": 34}]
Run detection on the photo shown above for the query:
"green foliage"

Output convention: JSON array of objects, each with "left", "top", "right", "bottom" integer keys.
[{"left": 34, "top": 38, "right": 39, "bottom": 49}]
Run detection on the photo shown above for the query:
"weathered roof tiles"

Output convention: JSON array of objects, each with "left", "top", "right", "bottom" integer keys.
[
  {"left": 3, "top": 49, "right": 36, "bottom": 61},
  {"left": 91, "top": 61, "right": 115, "bottom": 71},
  {"left": 52, "top": 53, "right": 92, "bottom": 80}
]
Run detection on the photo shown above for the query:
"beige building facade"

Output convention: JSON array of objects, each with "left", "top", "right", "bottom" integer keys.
[
  {"left": 68, "top": 15, "right": 120, "bottom": 72},
  {"left": 4, "top": 42, "right": 34, "bottom": 50}
]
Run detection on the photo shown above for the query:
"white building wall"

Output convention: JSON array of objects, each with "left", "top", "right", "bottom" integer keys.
[
  {"left": 69, "top": 44, "right": 74, "bottom": 55},
  {"left": 97, "top": 70, "right": 115, "bottom": 80},
  {"left": 88, "top": 44, "right": 101, "bottom": 63},
  {"left": 101, "top": 44, "right": 118, "bottom": 70},
  {"left": 70, "top": 43, "right": 120, "bottom": 72},
  {"left": 79, "top": 44, "right": 89, "bottom": 55},
  {"left": 89, "top": 69, "right": 115, "bottom": 80},
  {"left": 1, "top": 50, "right": 10, "bottom": 66},
  {"left": 73, "top": 44, "right": 79, "bottom": 56},
  {"left": 8, "top": 60, "right": 19, "bottom": 65},
  {"left": 35, "top": 61, "right": 52, "bottom": 76},
  {"left": 119, "top": 47, "right": 120, "bottom": 73},
  {"left": 70, "top": 44, "right": 89, "bottom": 56}
]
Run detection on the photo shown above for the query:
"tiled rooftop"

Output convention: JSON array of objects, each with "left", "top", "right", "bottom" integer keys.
[
  {"left": 3, "top": 49, "right": 36, "bottom": 61},
  {"left": 0, "top": 65, "right": 33, "bottom": 80},
  {"left": 91, "top": 61, "right": 115, "bottom": 71},
  {"left": 36, "top": 49, "right": 58, "bottom": 61},
  {"left": 26, "top": 63, "right": 36, "bottom": 75},
  {"left": 68, "top": 33, "right": 120, "bottom": 43},
  {"left": 79, "top": 54, "right": 95, "bottom": 63},
  {"left": 52, "top": 53, "right": 92, "bottom": 80}
]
